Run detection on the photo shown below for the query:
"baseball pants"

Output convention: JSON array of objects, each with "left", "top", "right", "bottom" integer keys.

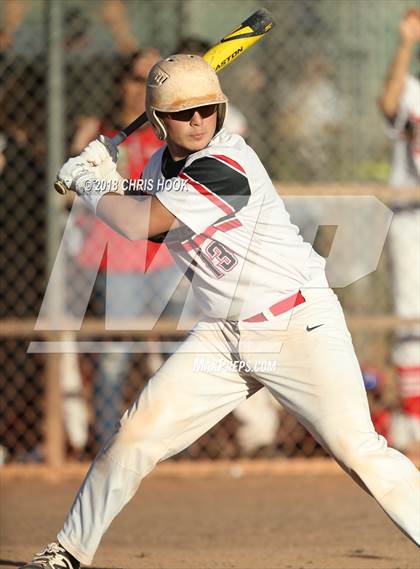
[
  {"left": 388, "top": 208, "right": 420, "bottom": 418},
  {"left": 58, "top": 288, "right": 420, "bottom": 565}
]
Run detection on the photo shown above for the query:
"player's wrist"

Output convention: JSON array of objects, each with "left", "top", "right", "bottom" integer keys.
[{"left": 74, "top": 170, "right": 123, "bottom": 212}]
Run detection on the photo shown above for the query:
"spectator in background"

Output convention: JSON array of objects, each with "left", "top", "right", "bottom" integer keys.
[
  {"left": 0, "top": 1, "right": 202, "bottom": 455},
  {"left": 0, "top": 0, "right": 137, "bottom": 55},
  {"left": 378, "top": 8, "right": 420, "bottom": 456},
  {"left": 62, "top": 3, "right": 138, "bottom": 147},
  {"left": 69, "top": 49, "right": 200, "bottom": 449},
  {"left": 0, "top": 0, "right": 170, "bottom": 456},
  {"left": 0, "top": 1, "right": 139, "bottom": 146}
]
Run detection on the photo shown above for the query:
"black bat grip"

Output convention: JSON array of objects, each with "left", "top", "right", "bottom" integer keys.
[{"left": 111, "top": 112, "right": 148, "bottom": 146}]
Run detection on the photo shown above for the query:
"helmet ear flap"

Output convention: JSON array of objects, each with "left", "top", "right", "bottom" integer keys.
[
  {"left": 216, "top": 102, "right": 228, "bottom": 133},
  {"left": 149, "top": 110, "right": 167, "bottom": 140}
]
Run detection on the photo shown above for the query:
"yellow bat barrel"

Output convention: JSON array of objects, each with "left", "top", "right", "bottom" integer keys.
[{"left": 203, "top": 8, "right": 275, "bottom": 73}]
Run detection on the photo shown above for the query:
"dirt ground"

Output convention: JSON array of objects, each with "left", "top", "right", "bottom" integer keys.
[{"left": 1, "top": 469, "right": 418, "bottom": 569}]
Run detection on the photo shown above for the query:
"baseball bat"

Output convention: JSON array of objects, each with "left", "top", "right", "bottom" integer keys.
[{"left": 54, "top": 8, "right": 275, "bottom": 195}]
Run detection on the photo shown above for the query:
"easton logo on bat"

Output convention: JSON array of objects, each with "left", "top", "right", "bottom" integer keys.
[{"left": 214, "top": 47, "right": 244, "bottom": 71}]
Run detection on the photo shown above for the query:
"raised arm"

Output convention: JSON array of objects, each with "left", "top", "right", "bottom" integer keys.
[
  {"left": 378, "top": 9, "right": 420, "bottom": 120},
  {"left": 99, "top": 0, "right": 139, "bottom": 55}
]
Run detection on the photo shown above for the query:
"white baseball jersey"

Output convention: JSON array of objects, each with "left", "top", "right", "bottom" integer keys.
[
  {"left": 389, "top": 74, "right": 420, "bottom": 188},
  {"left": 143, "top": 129, "right": 327, "bottom": 320}
]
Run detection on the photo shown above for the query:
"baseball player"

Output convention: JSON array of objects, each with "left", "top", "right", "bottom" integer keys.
[
  {"left": 378, "top": 8, "right": 420, "bottom": 453},
  {"left": 22, "top": 54, "right": 420, "bottom": 569}
]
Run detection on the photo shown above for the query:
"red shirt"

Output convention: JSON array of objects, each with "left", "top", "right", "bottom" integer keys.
[{"left": 76, "top": 126, "right": 173, "bottom": 273}]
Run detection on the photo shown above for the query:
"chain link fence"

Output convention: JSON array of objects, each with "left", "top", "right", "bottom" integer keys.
[{"left": 1, "top": 0, "right": 419, "bottom": 466}]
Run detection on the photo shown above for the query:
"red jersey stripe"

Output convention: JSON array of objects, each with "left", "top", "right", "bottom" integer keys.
[
  {"left": 182, "top": 234, "right": 207, "bottom": 252},
  {"left": 212, "top": 218, "right": 243, "bottom": 232},
  {"left": 179, "top": 172, "right": 234, "bottom": 215},
  {"left": 211, "top": 154, "right": 246, "bottom": 174},
  {"left": 181, "top": 217, "right": 242, "bottom": 253}
]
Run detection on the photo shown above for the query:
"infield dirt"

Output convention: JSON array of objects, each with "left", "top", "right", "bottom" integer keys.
[{"left": 1, "top": 471, "right": 418, "bottom": 569}]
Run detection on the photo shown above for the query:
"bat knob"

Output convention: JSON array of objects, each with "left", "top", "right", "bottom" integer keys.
[{"left": 54, "top": 179, "right": 69, "bottom": 195}]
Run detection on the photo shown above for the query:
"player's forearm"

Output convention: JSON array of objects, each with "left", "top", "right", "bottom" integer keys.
[
  {"left": 379, "top": 39, "right": 414, "bottom": 118},
  {"left": 96, "top": 193, "right": 151, "bottom": 240},
  {"left": 109, "top": 26, "right": 138, "bottom": 55},
  {"left": 107, "top": 17, "right": 138, "bottom": 55}
]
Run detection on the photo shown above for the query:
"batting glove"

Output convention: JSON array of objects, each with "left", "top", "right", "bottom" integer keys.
[
  {"left": 80, "top": 135, "right": 119, "bottom": 165},
  {"left": 57, "top": 157, "right": 93, "bottom": 193},
  {"left": 57, "top": 155, "right": 123, "bottom": 212}
]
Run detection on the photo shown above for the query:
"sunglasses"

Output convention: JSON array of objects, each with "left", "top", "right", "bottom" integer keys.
[{"left": 157, "top": 104, "right": 217, "bottom": 122}]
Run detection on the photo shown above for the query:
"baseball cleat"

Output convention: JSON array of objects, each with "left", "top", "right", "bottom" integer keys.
[{"left": 20, "top": 542, "right": 80, "bottom": 569}]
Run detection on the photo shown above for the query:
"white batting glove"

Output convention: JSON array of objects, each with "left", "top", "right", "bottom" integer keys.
[
  {"left": 57, "top": 153, "right": 123, "bottom": 212},
  {"left": 58, "top": 134, "right": 118, "bottom": 190},
  {"left": 57, "top": 157, "right": 93, "bottom": 193},
  {"left": 80, "top": 135, "right": 119, "bottom": 165}
]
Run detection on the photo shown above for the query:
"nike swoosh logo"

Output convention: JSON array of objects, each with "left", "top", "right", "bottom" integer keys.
[{"left": 306, "top": 324, "right": 324, "bottom": 332}]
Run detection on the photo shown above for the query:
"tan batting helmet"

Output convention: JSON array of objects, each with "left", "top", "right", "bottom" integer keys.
[{"left": 146, "top": 54, "right": 228, "bottom": 140}]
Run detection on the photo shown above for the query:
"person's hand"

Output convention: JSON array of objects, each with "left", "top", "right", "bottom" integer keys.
[
  {"left": 100, "top": 0, "right": 128, "bottom": 26},
  {"left": 57, "top": 157, "right": 94, "bottom": 194},
  {"left": 57, "top": 138, "right": 123, "bottom": 198},
  {"left": 400, "top": 9, "right": 420, "bottom": 45},
  {"left": 80, "top": 135, "right": 119, "bottom": 166},
  {"left": 0, "top": 0, "right": 29, "bottom": 51},
  {"left": 57, "top": 157, "right": 123, "bottom": 210},
  {"left": 98, "top": 0, "right": 138, "bottom": 54}
]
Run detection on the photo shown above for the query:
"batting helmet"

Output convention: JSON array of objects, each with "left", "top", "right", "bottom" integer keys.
[{"left": 146, "top": 54, "right": 228, "bottom": 140}]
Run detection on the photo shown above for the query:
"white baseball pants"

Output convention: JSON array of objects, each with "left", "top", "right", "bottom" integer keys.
[
  {"left": 58, "top": 288, "right": 420, "bottom": 565},
  {"left": 388, "top": 209, "right": 420, "bottom": 408}
]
